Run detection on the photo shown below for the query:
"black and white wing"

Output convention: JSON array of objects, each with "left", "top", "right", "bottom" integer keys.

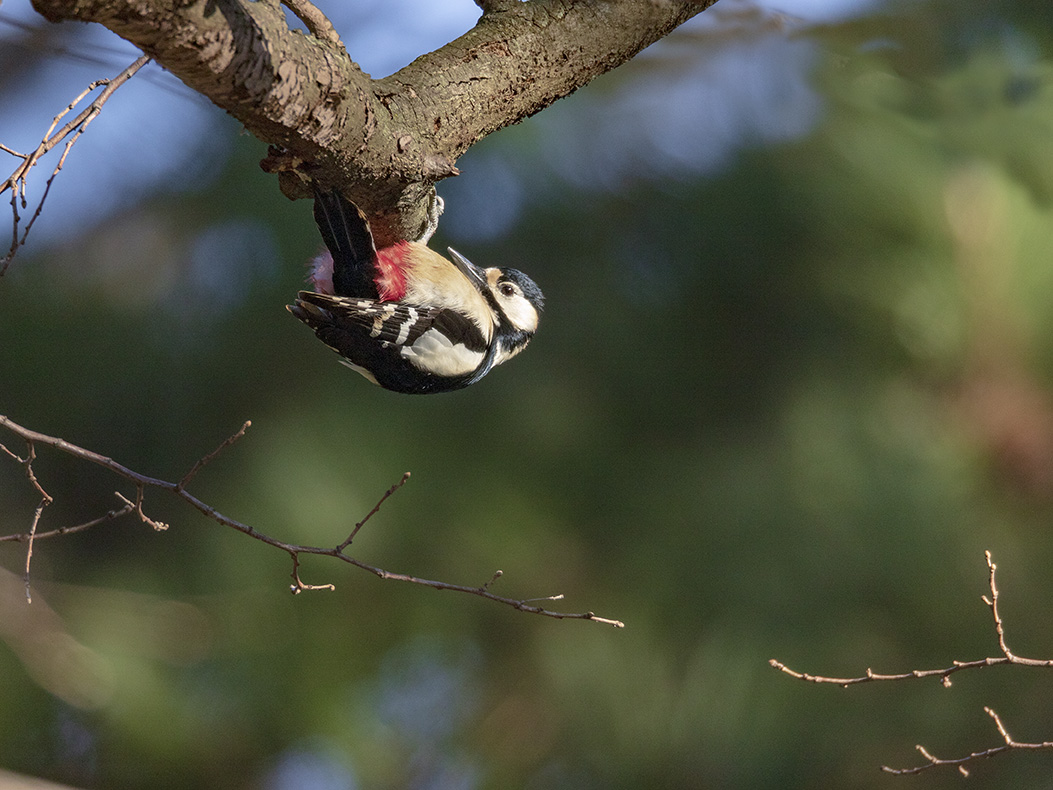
[{"left": 287, "top": 292, "right": 494, "bottom": 394}]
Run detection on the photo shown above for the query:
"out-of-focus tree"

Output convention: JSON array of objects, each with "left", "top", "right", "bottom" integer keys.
[{"left": 4, "top": 0, "right": 1053, "bottom": 788}]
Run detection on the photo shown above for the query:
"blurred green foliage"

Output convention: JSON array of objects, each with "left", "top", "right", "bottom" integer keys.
[{"left": 5, "top": 1, "right": 1053, "bottom": 788}]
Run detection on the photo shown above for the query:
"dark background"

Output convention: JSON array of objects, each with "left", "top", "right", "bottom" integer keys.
[{"left": 4, "top": 0, "right": 1053, "bottom": 787}]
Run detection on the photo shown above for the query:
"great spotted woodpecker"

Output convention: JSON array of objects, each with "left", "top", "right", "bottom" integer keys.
[{"left": 287, "top": 189, "right": 544, "bottom": 394}]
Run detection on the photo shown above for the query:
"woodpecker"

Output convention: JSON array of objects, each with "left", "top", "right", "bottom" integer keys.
[{"left": 287, "top": 189, "right": 544, "bottom": 395}]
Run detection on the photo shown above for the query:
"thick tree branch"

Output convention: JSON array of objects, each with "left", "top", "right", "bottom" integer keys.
[{"left": 29, "top": 0, "right": 712, "bottom": 244}]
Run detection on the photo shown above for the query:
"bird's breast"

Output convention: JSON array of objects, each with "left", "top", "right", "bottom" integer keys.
[{"left": 383, "top": 243, "right": 496, "bottom": 343}]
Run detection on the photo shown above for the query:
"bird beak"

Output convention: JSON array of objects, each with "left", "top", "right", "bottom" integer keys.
[{"left": 448, "top": 248, "right": 486, "bottom": 289}]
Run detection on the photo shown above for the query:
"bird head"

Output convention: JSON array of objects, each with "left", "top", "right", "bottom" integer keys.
[{"left": 447, "top": 248, "right": 544, "bottom": 336}]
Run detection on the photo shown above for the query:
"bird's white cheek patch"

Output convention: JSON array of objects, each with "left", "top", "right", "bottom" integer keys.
[
  {"left": 504, "top": 301, "right": 539, "bottom": 334},
  {"left": 400, "top": 330, "right": 483, "bottom": 376}
]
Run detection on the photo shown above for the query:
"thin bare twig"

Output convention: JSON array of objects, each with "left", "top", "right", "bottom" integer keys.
[
  {"left": 771, "top": 553, "right": 1053, "bottom": 775},
  {"left": 984, "top": 551, "right": 1022, "bottom": 662},
  {"left": 769, "top": 552, "right": 1053, "bottom": 687},
  {"left": 0, "top": 501, "right": 136, "bottom": 543},
  {"left": 337, "top": 471, "right": 410, "bottom": 551},
  {"left": 0, "top": 414, "right": 624, "bottom": 627},
  {"left": 6, "top": 440, "right": 55, "bottom": 603},
  {"left": 114, "top": 489, "right": 168, "bottom": 531},
  {"left": 882, "top": 707, "right": 1053, "bottom": 777},
  {"left": 289, "top": 552, "right": 335, "bottom": 593},
  {"left": 178, "top": 420, "right": 251, "bottom": 490},
  {"left": 23, "top": 499, "right": 47, "bottom": 603},
  {"left": 1, "top": 55, "right": 150, "bottom": 273},
  {"left": 767, "top": 655, "right": 1018, "bottom": 687}
]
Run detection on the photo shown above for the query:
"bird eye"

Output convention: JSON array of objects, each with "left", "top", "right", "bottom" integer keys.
[{"left": 499, "top": 283, "right": 517, "bottom": 298}]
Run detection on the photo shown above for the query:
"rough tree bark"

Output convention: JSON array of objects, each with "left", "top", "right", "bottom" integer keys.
[{"left": 30, "top": 0, "right": 713, "bottom": 244}]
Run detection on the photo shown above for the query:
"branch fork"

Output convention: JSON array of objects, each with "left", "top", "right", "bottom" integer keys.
[
  {"left": 1, "top": 55, "right": 151, "bottom": 273},
  {"left": 771, "top": 552, "right": 1053, "bottom": 774},
  {"left": 1, "top": 414, "right": 623, "bottom": 627},
  {"left": 28, "top": 0, "right": 712, "bottom": 244}
]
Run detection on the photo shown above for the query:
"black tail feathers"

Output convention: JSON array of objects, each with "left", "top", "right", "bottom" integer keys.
[{"left": 312, "top": 188, "right": 380, "bottom": 299}]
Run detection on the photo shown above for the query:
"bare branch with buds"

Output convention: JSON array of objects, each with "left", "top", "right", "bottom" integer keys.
[
  {"left": 0, "top": 414, "right": 624, "bottom": 627},
  {"left": 771, "top": 553, "right": 1053, "bottom": 775},
  {"left": 0, "top": 55, "right": 150, "bottom": 273}
]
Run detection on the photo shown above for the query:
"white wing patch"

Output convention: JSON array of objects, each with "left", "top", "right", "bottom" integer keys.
[
  {"left": 400, "top": 328, "right": 485, "bottom": 376},
  {"left": 395, "top": 307, "right": 418, "bottom": 345}
]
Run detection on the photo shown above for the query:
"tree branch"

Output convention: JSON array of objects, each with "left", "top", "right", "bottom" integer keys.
[
  {"left": 882, "top": 707, "right": 1053, "bottom": 777},
  {"left": 771, "top": 553, "right": 1053, "bottom": 775},
  {"left": 770, "top": 552, "right": 1053, "bottom": 688},
  {"left": 0, "top": 414, "right": 624, "bottom": 627},
  {"left": 28, "top": 0, "right": 713, "bottom": 244},
  {"left": 279, "top": 0, "right": 343, "bottom": 48},
  {"left": 0, "top": 55, "right": 151, "bottom": 274}
]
